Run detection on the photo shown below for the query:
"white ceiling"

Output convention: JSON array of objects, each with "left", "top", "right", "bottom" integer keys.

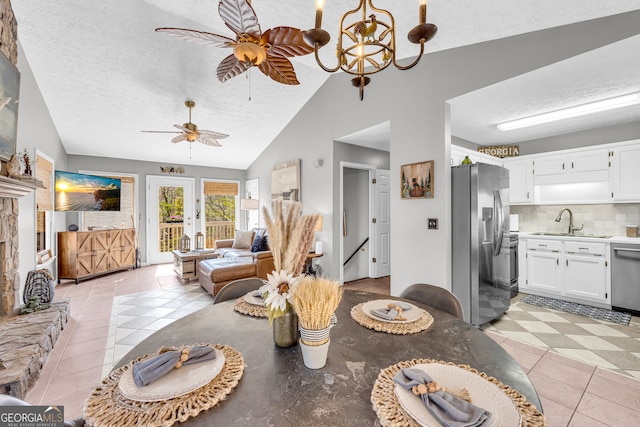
[{"left": 11, "top": 1, "right": 640, "bottom": 167}]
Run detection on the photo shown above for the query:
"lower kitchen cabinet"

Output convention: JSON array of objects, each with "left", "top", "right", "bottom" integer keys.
[{"left": 522, "top": 237, "right": 611, "bottom": 307}]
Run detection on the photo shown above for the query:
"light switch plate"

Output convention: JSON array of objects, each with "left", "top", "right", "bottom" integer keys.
[{"left": 428, "top": 218, "right": 438, "bottom": 230}]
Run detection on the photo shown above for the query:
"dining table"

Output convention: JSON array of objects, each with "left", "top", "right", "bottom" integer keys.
[{"left": 107, "top": 290, "right": 542, "bottom": 426}]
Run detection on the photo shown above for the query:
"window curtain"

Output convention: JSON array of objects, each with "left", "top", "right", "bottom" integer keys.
[
  {"left": 203, "top": 181, "right": 238, "bottom": 196},
  {"left": 35, "top": 154, "right": 53, "bottom": 211}
]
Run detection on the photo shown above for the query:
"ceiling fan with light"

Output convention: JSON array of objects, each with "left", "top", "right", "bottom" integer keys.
[
  {"left": 141, "top": 101, "right": 229, "bottom": 147},
  {"left": 155, "top": 0, "right": 313, "bottom": 85}
]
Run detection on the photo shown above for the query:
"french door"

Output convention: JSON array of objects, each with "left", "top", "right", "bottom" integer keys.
[{"left": 147, "top": 176, "right": 195, "bottom": 264}]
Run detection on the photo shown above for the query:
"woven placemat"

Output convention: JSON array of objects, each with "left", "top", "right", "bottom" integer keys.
[
  {"left": 371, "top": 358, "right": 546, "bottom": 427},
  {"left": 234, "top": 297, "right": 267, "bottom": 318},
  {"left": 84, "top": 344, "right": 244, "bottom": 427},
  {"left": 350, "top": 303, "right": 433, "bottom": 335}
]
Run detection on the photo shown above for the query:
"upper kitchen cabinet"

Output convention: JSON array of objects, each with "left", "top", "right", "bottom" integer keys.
[
  {"left": 505, "top": 159, "right": 534, "bottom": 204},
  {"left": 610, "top": 140, "right": 640, "bottom": 201},
  {"left": 533, "top": 147, "right": 609, "bottom": 179}
]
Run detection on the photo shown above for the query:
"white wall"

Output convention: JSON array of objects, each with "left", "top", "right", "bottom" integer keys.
[{"left": 246, "top": 11, "right": 640, "bottom": 295}]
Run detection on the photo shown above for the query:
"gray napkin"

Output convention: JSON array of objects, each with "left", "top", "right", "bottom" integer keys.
[
  {"left": 393, "top": 368, "right": 491, "bottom": 427},
  {"left": 252, "top": 291, "right": 264, "bottom": 299},
  {"left": 371, "top": 306, "right": 400, "bottom": 321},
  {"left": 132, "top": 345, "right": 216, "bottom": 387}
]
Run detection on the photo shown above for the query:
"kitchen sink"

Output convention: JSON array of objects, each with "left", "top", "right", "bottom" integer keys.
[{"left": 530, "top": 232, "right": 612, "bottom": 238}]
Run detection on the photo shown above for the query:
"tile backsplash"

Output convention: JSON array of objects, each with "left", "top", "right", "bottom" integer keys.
[{"left": 511, "top": 204, "right": 640, "bottom": 237}]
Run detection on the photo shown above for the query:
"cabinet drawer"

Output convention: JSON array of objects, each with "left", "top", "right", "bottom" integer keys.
[
  {"left": 563, "top": 241, "right": 606, "bottom": 256},
  {"left": 527, "top": 239, "right": 562, "bottom": 251}
]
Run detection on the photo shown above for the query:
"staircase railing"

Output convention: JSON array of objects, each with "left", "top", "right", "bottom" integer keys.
[{"left": 343, "top": 237, "right": 369, "bottom": 267}]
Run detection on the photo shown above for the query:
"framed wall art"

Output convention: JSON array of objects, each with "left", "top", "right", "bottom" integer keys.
[
  {"left": 271, "top": 159, "right": 301, "bottom": 205},
  {"left": 401, "top": 160, "right": 434, "bottom": 199},
  {"left": 0, "top": 51, "right": 20, "bottom": 162}
]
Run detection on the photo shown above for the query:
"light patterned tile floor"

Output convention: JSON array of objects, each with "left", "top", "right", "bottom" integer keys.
[{"left": 483, "top": 295, "right": 640, "bottom": 379}]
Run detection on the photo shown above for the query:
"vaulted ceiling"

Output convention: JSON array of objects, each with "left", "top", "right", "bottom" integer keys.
[{"left": 12, "top": 1, "right": 640, "bottom": 167}]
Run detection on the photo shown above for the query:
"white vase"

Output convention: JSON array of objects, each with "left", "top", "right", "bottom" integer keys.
[{"left": 299, "top": 339, "right": 330, "bottom": 369}]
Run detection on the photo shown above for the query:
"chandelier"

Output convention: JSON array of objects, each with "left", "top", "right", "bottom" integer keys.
[{"left": 304, "top": 0, "right": 437, "bottom": 100}]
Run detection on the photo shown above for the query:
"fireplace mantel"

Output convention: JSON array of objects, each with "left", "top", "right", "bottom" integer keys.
[{"left": 0, "top": 175, "right": 43, "bottom": 198}]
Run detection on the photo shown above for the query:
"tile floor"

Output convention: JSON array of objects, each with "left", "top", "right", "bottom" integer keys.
[{"left": 24, "top": 269, "right": 640, "bottom": 426}]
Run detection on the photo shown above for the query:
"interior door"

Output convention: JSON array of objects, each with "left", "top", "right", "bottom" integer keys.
[
  {"left": 371, "top": 169, "right": 390, "bottom": 278},
  {"left": 147, "top": 176, "right": 195, "bottom": 264}
]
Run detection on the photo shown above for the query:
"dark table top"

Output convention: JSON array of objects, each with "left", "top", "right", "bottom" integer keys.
[{"left": 115, "top": 290, "right": 541, "bottom": 426}]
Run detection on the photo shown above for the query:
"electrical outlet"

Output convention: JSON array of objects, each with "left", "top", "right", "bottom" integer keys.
[{"left": 428, "top": 218, "right": 438, "bottom": 230}]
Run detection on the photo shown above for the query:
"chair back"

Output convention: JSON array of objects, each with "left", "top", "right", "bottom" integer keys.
[
  {"left": 213, "top": 278, "right": 265, "bottom": 304},
  {"left": 399, "top": 283, "right": 464, "bottom": 319}
]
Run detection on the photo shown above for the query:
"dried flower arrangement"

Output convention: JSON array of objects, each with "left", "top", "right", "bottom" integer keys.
[
  {"left": 259, "top": 200, "right": 320, "bottom": 323},
  {"left": 291, "top": 276, "right": 343, "bottom": 346}
]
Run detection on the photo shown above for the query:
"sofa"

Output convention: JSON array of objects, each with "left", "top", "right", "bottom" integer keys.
[{"left": 197, "top": 229, "right": 275, "bottom": 296}]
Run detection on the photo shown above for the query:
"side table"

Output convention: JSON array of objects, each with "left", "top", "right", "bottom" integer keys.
[{"left": 172, "top": 250, "right": 219, "bottom": 282}]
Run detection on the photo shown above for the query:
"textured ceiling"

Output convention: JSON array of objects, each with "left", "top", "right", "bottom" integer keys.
[{"left": 11, "top": 1, "right": 640, "bottom": 167}]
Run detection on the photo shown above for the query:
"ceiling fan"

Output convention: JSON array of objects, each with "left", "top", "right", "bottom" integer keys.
[
  {"left": 155, "top": 0, "right": 313, "bottom": 85},
  {"left": 141, "top": 101, "right": 229, "bottom": 147}
]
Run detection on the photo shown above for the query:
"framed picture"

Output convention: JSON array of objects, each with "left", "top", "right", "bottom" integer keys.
[
  {"left": 401, "top": 160, "right": 434, "bottom": 199},
  {"left": 0, "top": 52, "right": 20, "bottom": 162},
  {"left": 271, "top": 159, "right": 301, "bottom": 204}
]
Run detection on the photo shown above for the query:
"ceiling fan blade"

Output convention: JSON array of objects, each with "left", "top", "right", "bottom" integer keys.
[
  {"left": 262, "top": 27, "right": 313, "bottom": 58},
  {"left": 259, "top": 54, "right": 299, "bottom": 85},
  {"left": 200, "top": 129, "right": 229, "bottom": 139},
  {"left": 217, "top": 54, "right": 250, "bottom": 82},
  {"left": 155, "top": 27, "right": 236, "bottom": 48},
  {"left": 171, "top": 134, "right": 187, "bottom": 144},
  {"left": 219, "top": 0, "right": 261, "bottom": 38},
  {"left": 198, "top": 135, "right": 223, "bottom": 147},
  {"left": 173, "top": 124, "right": 192, "bottom": 133}
]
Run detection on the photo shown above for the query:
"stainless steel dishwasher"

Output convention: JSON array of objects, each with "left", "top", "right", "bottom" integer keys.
[{"left": 611, "top": 243, "right": 640, "bottom": 315}]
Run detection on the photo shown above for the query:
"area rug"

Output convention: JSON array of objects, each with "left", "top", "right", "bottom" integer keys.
[{"left": 520, "top": 295, "right": 631, "bottom": 326}]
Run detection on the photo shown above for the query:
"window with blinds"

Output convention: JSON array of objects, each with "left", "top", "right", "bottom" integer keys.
[
  {"left": 203, "top": 180, "right": 238, "bottom": 246},
  {"left": 83, "top": 175, "right": 136, "bottom": 229}
]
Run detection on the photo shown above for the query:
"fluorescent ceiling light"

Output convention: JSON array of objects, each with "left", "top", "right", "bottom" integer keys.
[{"left": 497, "top": 92, "right": 640, "bottom": 131}]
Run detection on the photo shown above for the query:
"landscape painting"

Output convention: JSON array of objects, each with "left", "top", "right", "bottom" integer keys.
[
  {"left": 0, "top": 52, "right": 20, "bottom": 162},
  {"left": 401, "top": 160, "right": 434, "bottom": 199},
  {"left": 55, "top": 171, "right": 121, "bottom": 211}
]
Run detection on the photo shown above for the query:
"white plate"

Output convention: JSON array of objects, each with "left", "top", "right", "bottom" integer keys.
[
  {"left": 395, "top": 363, "right": 521, "bottom": 427},
  {"left": 362, "top": 299, "right": 421, "bottom": 323},
  {"left": 118, "top": 348, "right": 225, "bottom": 402},
  {"left": 243, "top": 291, "right": 265, "bottom": 306}
]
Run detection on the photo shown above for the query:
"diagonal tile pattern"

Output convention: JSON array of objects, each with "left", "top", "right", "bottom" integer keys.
[{"left": 483, "top": 295, "right": 640, "bottom": 379}]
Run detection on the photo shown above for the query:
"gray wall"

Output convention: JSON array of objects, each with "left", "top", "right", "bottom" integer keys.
[
  {"left": 67, "top": 155, "right": 245, "bottom": 264},
  {"left": 246, "top": 10, "right": 640, "bottom": 295},
  {"left": 343, "top": 168, "right": 369, "bottom": 282},
  {"left": 16, "top": 41, "right": 68, "bottom": 293}
]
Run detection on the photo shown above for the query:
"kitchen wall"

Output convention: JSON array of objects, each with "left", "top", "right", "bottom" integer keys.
[{"left": 512, "top": 204, "right": 640, "bottom": 236}]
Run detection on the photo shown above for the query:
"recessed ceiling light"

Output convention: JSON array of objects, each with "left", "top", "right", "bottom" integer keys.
[{"left": 497, "top": 92, "right": 640, "bottom": 131}]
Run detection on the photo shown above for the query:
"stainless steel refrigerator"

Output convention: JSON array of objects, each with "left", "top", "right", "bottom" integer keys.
[{"left": 451, "top": 163, "right": 511, "bottom": 326}]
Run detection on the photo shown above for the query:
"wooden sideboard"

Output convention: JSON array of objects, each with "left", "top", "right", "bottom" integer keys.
[{"left": 58, "top": 228, "right": 136, "bottom": 283}]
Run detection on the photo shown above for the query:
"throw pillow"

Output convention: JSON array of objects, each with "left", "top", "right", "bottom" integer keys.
[
  {"left": 232, "top": 229, "right": 254, "bottom": 249},
  {"left": 251, "top": 235, "right": 269, "bottom": 252}
]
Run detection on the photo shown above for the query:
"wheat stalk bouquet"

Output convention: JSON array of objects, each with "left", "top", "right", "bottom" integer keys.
[{"left": 291, "top": 276, "right": 343, "bottom": 346}]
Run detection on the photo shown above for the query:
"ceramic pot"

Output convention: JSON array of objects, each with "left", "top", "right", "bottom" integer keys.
[
  {"left": 273, "top": 310, "right": 298, "bottom": 348},
  {"left": 299, "top": 339, "right": 330, "bottom": 369}
]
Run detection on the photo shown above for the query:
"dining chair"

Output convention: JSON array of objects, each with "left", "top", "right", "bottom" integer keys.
[
  {"left": 213, "top": 278, "right": 265, "bottom": 304},
  {"left": 399, "top": 283, "right": 464, "bottom": 319}
]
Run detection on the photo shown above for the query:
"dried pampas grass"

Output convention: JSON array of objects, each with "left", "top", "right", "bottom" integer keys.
[
  {"left": 292, "top": 276, "right": 343, "bottom": 344},
  {"left": 263, "top": 200, "right": 320, "bottom": 276}
]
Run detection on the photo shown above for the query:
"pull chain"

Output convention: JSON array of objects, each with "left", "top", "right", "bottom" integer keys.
[{"left": 247, "top": 68, "right": 252, "bottom": 101}]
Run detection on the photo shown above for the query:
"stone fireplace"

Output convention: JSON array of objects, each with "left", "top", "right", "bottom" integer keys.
[{"left": 0, "top": 197, "right": 20, "bottom": 317}]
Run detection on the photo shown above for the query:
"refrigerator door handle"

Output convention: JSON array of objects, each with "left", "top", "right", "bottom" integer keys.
[{"left": 493, "top": 190, "right": 504, "bottom": 256}]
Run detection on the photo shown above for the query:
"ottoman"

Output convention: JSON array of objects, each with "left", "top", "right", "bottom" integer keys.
[{"left": 198, "top": 257, "right": 257, "bottom": 296}]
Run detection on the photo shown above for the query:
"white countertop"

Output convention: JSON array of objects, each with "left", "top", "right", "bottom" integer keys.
[{"left": 515, "top": 232, "right": 640, "bottom": 244}]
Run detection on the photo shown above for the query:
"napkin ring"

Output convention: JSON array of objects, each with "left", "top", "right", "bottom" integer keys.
[
  {"left": 386, "top": 303, "right": 407, "bottom": 321},
  {"left": 175, "top": 347, "right": 190, "bottom": 369}
]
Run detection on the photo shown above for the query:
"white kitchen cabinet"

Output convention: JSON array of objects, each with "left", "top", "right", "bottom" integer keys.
[
  {"left": 533, "top": 155, "right": 567, "bottom": 176},
  {"left": 570, "top": 149, "right": 609, "bottom": 173},
  {"left": 610, "top": 142, "right": 640, "bottom": 201},
  {"left": 526, "top": 239, "right": 563, "bottom": 294},
  {"left": 517, "top": 238, "right": 528, "bottom": 291},
  {"left": 564, "top": 255, "right": 608, "bottom": 303},
  {"left": 506, "top": 159, "right": 534, "bottom": 204}
]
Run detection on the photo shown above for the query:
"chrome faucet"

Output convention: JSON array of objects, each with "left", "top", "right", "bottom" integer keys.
[{"left": 555, "top": 208, "right": 583, "bottom": 235}]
